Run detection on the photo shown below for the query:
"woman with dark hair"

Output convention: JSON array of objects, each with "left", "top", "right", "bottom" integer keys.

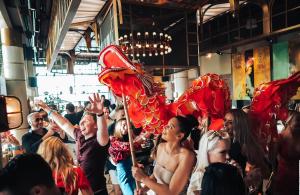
[
  {"left": 132, "top": 116, "right": 196, "bottom": 195},
  {"left": 273, "top": 111, "right": 300, "bottom": 195},
  {"left": 201, "top": 163, "right": 246, "bottom": 195},
  {"left": 224, "top": 109, "right": 270, "bottom": 193},
  {"left": 185, "top": 115, "right": 200, "bottom": 150}
]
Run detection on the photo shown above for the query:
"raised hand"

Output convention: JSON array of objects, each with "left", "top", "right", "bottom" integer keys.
[
  {"left": 35, "top": 100, "right": 50, "bottom": 111},
  {"left": 1, "top": 133, "right": 20, "bottom": 146},
  {"left": 86, "top": 93, "right": 104, "bottom": 114},
  {"left": 48, "top": 120, "right": 62, "bottom": 133},
  {"left": 7, "top": 134, "right": 20, "bottom": 146}
]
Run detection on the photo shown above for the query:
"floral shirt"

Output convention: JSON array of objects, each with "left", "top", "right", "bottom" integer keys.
[{"left": 109, "top": 136, "right": 141, "bottom": 163}]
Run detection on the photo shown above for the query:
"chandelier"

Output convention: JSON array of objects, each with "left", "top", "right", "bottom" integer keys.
[{"left": 119, "top": 32, "right": 172, "bottom": 57}]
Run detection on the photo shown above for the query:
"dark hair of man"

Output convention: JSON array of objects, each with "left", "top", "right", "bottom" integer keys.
[
  {"left": 0, "top": 153, "right": 56, "bottom": 195},
  {"left": 66, "top": 103, "right": 75, "bottom": 112},
  {"left": 201, "top": 163, "right": 246, "bottom": 195},
  {"left": 110, "top": 103, "right": 116, "bottom": 110}
]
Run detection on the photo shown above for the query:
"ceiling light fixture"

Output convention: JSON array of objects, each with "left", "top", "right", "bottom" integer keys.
[{"left": 119, "top": 32, "right": 172, "bottom": 58}]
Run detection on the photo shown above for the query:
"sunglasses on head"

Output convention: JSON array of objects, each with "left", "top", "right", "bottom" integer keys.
[{"left": 207, "top": 130, "right": 229, "bottom": 141}]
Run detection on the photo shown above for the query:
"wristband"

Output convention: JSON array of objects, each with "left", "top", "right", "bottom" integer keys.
[
  {"left": 47, "top": 109, "right": 54, "bottom": 117},
  {"left": 97, "top": 112, "right": 104, "bottom": 117},
  {"left": 11, "top": 146, "right": 23, "bottom": 151}
]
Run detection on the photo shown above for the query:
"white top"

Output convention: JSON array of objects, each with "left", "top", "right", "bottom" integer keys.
[{"left": 187, "top": 169, "right": 204, "bottom": 195}]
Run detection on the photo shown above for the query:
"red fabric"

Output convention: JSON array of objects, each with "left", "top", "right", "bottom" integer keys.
[
  {"left": 98, "top": 45, "right": 231, "bottom": 134},
  {"left": 171, "top": 74, "right": 231, "bottom": 119},
  {"left": 109, "top": 136, "right": 141, "bottom": 163},
  {"left": 209, "top": 118, "right": 224, "bottom": 131},
  {"left": 54, "top": 166, "right": 90, "bottom": 195},
  {"left": 274, "top": 134, "right": 300, "bottom": 195},
  {"left": 250, "top": 71, "right": 300, "bottom": 148}
]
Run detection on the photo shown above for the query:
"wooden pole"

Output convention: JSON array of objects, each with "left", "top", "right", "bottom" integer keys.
[{"left": 122, "top": 92, "right": 140, "bottom": 190}]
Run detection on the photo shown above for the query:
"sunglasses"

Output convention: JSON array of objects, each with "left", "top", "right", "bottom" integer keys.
[
  {"left": 207, "top": 130, "right": 229, "bottom": 141},
  {"left": 34, "top": 118, "right": 43, "bottom": 122}
]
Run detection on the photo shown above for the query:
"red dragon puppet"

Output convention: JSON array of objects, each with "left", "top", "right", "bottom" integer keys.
[
  {"left": 98, "top": 45, "right": 231, "bottom": 133},
  {"left": 249, "top": 71, "right": 300, "bottom": 148}
]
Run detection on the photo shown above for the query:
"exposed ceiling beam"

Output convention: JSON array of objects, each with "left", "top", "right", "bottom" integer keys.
[
  {"left": 0, "top": 0, "right": 13, "bottom": 28},
  {"left": 46, "top": 0, "right": 81, "bottom": 71}
]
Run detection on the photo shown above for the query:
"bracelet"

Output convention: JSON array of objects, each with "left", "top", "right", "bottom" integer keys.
[
  {"left": 97, "top": 112, "right": 104, "bottom": 117},
  {"left": 47, "top": 109, "right": 54, "bottom": 117},
  {"left": 10, "top": 146, "right": 23, "bottom": 151}
]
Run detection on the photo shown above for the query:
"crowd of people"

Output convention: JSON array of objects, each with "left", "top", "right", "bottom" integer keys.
[{"left": 0, "top": 93, "right": 299, "bottom": 195}]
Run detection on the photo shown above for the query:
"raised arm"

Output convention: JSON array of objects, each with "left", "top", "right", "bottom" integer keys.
[
  {"left": 86, "top": 93, "right": 109, "bottom": 146},
  {"left": 37, "top": 101, "right": 75, "bottom": 139}
]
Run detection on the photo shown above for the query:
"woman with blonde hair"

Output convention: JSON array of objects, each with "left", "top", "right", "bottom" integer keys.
[
  {"left": 38, "top": 136, "right": 93, "bottom": 195},
  {"left": 188, "top": 130, "right": 234, "bottom": 195}
]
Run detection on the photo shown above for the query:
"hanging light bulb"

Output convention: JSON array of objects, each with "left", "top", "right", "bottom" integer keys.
[
  {"left": 206, "top": 53, "right": 212, "bottom": 58},
  {"left": 119, "top": 31, "right": 172, "bottom": 57},
  {"left": 136, "top": 53, "right": 140, "bottom": 57}
]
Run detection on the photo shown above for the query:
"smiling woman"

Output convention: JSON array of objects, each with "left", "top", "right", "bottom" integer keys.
[{"left": 132, "top": 116, "right": 196, "bottom": 195}]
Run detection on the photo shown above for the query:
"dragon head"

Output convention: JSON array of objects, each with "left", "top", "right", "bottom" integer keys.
[
  {"left": 98, "top": 45, "right": 163, "bottom": 98},
  {"left": 98, "top": 45, "right": 167, "bottom": 132}
]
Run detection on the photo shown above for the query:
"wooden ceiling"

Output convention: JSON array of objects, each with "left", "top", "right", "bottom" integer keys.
[
  {"left": 60, "top": 0, "right": 106, "bottom": 51},
  {"left": 122, "top": 0, "right": 237, "bottom": 10},
  {"left": 60, "top": 0, "right": 245, "bottom": 53}
]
